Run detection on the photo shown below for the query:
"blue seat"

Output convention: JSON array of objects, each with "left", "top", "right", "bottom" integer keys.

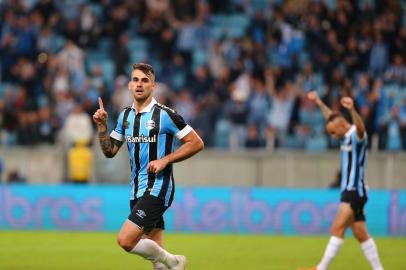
[
  {"left": 285, "top": 135, "right": 302, "bottom": 149},
  {"left": 298, "top": 52, "right": 310, "bottom": 68},
  {"left": 209, "top": 25, "right": 224, "bottom": 40},
  {"left": 387, "top": 121, "right": 402, "bottom": 151},
  {"left": 382, "top": 84, "right": 400, "bottom": 99},
  {"left": 0, "top": 83, "right": 16, "bottom": 98},
  {"left": 0, "top": 83, "right": 6, "bottom": 98},
  {"left": 226, "top": 14, "right": 250, "bottom": 38},
  {"left": 250, "top": 0, "right": 269, "bottom": 12},
  {"left": 214, "top": 118, "right": 230, "bottom": 149},
  {"left": 98, "top": 38, "right": 112, "bottom": 52},
  {"left": 192, "top": 49, "right": 208, "bottom": 69},
  {"left": 326, "top": 0, "right": 337, "bottom": 10},
  {"left": 86, "top": 50, "right": 110, "bottom": 63},
  {"left": 130, "top": 50, "right": 148, "bottom": 63},
  {"left": 128, "top": 37, "right": 148, "bottom": 51},
  {"left": 52, "top": 35, "right": 65, "bottom": 53},
  {"left": 305, "top": 135, "right": 328, "bottom": 152},
  {"left": 209, "top": 15, "right": 227, "bottom": 27},
  {"left": 88, "top": 4, "right": 103, "bottom": 20}
]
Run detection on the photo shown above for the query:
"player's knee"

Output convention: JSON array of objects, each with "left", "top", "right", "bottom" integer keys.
[
  {"left": 331, "top": 224, "right": 345, "bottom": 237},
  {"left": 352, "top": 227, "right": 369, "bottom": 242},
  {"left": 117, "top": 234, "right": 136, "bottom": 252}
]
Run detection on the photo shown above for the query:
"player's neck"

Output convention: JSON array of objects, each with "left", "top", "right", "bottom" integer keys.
[{"left": 133, "top": 96, "right": 153, "bottom": 113}]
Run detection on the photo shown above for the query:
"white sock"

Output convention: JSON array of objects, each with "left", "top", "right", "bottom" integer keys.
[
  {"left": 317, "top": 236, "right": 344, "bottom": 270},
  {"left": 131, "top": 239, "right": 178, "bottom": 268},
  {"left": 361, "top": 238, "right": 384, "bottom": 270}
]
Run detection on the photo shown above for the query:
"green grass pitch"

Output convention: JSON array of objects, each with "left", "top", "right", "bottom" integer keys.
[{"left": 0, "top": 231, "right": 405, "bottom": 270}]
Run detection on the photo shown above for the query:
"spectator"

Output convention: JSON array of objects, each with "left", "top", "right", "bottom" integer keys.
[
  {"left": 369, "top": 31, "right": 389, "bottom": 76},
  {"left": 60, "top": 103, "right": 93, "bottom": 147},
  {"left": 68, "top": 139, "right": 93, "bottom": 183},
  {"left": 0, "top": 0, "right": 404, "bottom": 152},
  {"left": 267, "top": 81, "right": 295, "bottom": 147},
  {"left": 7, "top": 168, "right": 26, "bottom": 183},
  {"left": 245, "top": 124, "right": 266, "bottom": 149},
  {"left": 224, "top": 88, "right": 249, "bottom": 149},
  {"left": 384, "top": 54, "right": 406, "bottom": 85}
]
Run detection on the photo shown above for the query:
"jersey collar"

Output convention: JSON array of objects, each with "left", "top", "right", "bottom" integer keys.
[{"left": 131, "top": 98, "right": 157, "bottom": 114}]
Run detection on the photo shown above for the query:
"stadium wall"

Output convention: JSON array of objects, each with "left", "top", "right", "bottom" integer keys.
[
  {"left": 0, "top": 185, "right": 405, "bottom": 236},
  {"left": 1, "top": 147, "right": 406, "bottom": 188}
]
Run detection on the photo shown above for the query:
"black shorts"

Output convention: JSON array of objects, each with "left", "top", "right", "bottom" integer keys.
[
  {"left": 340, "top": 191, "right": 368, "bottom": 221},
  {"left": 129, "top": 194, "right": 167, "bottom": 233}
]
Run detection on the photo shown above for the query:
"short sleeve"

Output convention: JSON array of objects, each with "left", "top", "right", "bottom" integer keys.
[
  {"left": 110, "top": 109, "right": 127, "bottom": 141},
  {"left": 162, "top": 109, "right": 193, "bottom": 140}
]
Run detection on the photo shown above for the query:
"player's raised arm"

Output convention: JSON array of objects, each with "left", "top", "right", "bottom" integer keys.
[
  {"left": 341, "top": 97, "right": 366, "bottom": 139},
  {"left": 93, "top": 97, "right": 121, "bottom": 158},
  {"left": 307, "top": 91, "right": 333, "bottom": 120}
]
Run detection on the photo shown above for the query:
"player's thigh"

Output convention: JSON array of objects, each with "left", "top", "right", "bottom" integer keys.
[
  {"left": 117, "top": 219, "right": 145, "bottom": 250},
  {"left": 331, "top": 202, "right": 354, "bottom": 236},
  {"left": 144, "top": 228, "right": 165, "bottom": 247},
  {"left": 351, "top": 221, "right": 369, "bottom": 242}
]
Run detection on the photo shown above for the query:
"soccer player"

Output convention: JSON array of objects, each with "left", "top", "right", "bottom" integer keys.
[
  {"left": 299, "top": 91, "right": 384, "bottom": 270},
  {"left": 93, "top": 63, "right": 204, "bottom": 270}
]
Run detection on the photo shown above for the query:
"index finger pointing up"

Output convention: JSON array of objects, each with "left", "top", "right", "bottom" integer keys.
[{"left": 98, "top": 97, "right": 104, "bottom": 110}]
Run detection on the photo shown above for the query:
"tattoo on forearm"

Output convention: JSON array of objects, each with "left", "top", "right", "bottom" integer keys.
[{"left": 99, "top": 131, "right": 114, "bottom": 157}]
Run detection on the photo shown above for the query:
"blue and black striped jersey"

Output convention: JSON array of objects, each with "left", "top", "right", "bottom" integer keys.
[
  {"left": 340, "top": 125, "right": 368, "bottom": 197},
  {"left": 110, "top": 98, "right": 193, "bottom": 206}
]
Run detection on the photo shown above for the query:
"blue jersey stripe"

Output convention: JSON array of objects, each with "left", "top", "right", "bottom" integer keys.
[
  {"left": 340, "top": 136, "right": 350, "bottom": 192},
  {"left": 357, "top": 142, "right": 367, "bottom": 197},
  {"left": 347, "top": 133, "right": 357, "bottom": 191},
  {"left": 126, "top": 111, "right": 136, "bottom": 199}
]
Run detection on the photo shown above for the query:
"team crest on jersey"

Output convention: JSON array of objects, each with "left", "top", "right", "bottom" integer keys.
[{"left": 146, "top": 120, "right": 155, "bottom": 130}]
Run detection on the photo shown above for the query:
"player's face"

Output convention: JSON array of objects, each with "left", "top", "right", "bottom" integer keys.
[
  {"left": 326, "top": 118, "right": 347, "bottom": 140},
  {"left": 128, "top": 69, "right": 156, "bottom": 102}
]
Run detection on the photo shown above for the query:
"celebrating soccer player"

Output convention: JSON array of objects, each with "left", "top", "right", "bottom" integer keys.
[
  {"left": 93, "top": 63, "right": 204, "bottom": 270},
  {"left": 299, "top": 91, "right": 384, "bottom": 270}
]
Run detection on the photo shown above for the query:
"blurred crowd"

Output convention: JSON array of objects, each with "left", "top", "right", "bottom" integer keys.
[{"left": 0, "top": 0, "right": 405, "bottom": 151}]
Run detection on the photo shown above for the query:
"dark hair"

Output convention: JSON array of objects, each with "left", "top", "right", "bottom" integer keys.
[
  {"left": 327, "top": 112, "right": 344, "bottom": 123},
  {"left": 132, "top": 63, "right": 155, "bottom": 80}
]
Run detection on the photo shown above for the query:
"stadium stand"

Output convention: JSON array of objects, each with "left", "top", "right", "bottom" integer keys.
[{"left": 0, "top": 0, "right": 405, "bottom": 151}]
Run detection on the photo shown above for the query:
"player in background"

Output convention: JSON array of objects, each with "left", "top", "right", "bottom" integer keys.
[
  {"left": 93, "top": 63, "right": 204, "bottom": 270},
  {"left": 299, "top": 91, "right": 384, "bottom": 270}
]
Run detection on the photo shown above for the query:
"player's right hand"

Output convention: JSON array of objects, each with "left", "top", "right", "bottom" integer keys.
[
  {"left": 93, "top": 97, "right": 108, "bottom": 127},
  {"left": 307, "top": 91, "right": 319, "bottom": 102},
  {"left": 340, "top": 96, "right": 354, "bottom": 110}
]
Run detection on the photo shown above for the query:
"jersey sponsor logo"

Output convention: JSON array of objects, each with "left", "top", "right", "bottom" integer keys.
[
  {"left": 126, "top": 135, "right": 157, "bottom": 143},
  {"left": 146, "top": 120, "right": 155, "bottom": 130},
  {"left": 136, "top": 209, "right": 146, "bottom": 219},
  {"left": 340, "top": 145, "right": 352, "bottom": 152},
  {"left": 123, "top": 121, "right": 129, "bottom": 129}
]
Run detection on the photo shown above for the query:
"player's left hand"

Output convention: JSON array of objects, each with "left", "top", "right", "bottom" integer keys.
[
  {"left": 340, "top": 97, "right": 354, "bottom": 110},
  {"left": 147, "top": 158, "right": 169, "bottom": 174}
]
